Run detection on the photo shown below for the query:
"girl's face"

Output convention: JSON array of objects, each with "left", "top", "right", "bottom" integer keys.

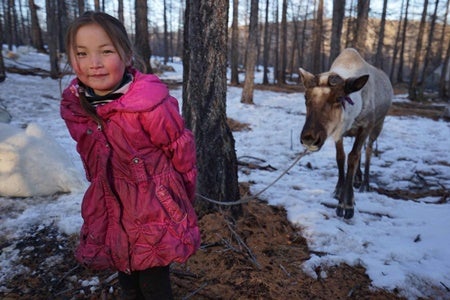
[{"left": 71, "top": 23, "right": 128, "bottom": 96}]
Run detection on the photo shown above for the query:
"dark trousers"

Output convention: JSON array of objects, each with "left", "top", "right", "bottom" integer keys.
[{"left": 118, "top": 265, "right": 173, "bottom": 300}]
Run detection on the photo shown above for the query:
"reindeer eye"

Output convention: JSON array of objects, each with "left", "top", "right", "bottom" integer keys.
[{"left": 328, "top": 75, "right": 343, "bottom": 86}]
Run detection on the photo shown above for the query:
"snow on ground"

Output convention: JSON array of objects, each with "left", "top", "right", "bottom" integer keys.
[{"left": 1, "top": 48, "right": 450, "bottom": 299}]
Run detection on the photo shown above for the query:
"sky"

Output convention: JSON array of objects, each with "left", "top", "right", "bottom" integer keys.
[{"left": 1, "top": 47, "right": 450, "bottom": 299}]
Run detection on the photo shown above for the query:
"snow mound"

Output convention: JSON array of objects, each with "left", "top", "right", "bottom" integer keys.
[{"left": 0, "top": 122, "right": 84, "bottom": 197}]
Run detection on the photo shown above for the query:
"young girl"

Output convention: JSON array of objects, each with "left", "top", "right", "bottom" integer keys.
[{"left": 61, "top": 11, "right": 200, "bottom": 299}]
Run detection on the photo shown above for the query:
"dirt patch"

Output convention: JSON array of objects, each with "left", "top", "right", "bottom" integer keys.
[{"left": 0, "top": 199, "right": 406, "bottom": 300}]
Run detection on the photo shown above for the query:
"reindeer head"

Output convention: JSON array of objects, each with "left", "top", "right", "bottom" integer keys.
[{"left": 298, "top": 68, "right": 369, "bottom": 151}]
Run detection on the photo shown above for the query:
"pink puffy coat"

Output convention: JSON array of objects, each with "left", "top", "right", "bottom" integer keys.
[{"left": 61, "top": 69, "right": 200, "bottom": 273}]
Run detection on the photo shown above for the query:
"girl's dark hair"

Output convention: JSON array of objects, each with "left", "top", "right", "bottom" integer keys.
[{"left": 65, "top": 11, "right": 141, "bottom": 125}]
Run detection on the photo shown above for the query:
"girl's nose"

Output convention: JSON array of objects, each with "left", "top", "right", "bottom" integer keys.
[{"left": 90, "top": 54, "right": 103, "bottom": 68}]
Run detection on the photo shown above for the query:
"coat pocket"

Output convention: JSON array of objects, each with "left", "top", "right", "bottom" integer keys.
[{"left": 156, "top": 185, "right": 186, "bottom": 223}]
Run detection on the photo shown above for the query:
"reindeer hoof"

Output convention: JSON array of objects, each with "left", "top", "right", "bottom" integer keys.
[
  {"left": 344, "top": 208, "right": 354, "bottom": 219},
  {"left": 336, "top": 207, "right": 354, "bottom": 219},
  {"left": 336, "top": 206, "right": 344, "bottom": 217}
]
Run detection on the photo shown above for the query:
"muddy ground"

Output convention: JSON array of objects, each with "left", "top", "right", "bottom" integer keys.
[{"left": 0, "top": 88, "right": 448, "bottom": 299}]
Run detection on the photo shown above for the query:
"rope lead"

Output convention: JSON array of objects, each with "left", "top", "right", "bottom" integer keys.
[{"left": 196, "top": 149, "right": 311, "bottom": 206}]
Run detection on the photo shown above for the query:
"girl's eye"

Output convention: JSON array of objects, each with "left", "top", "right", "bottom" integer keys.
[
  {"left": 103, "top": 49, "right": 114, "bottom": 54},
  {"left": 76, "top": 52, "right": 86, "bottom": 57}
]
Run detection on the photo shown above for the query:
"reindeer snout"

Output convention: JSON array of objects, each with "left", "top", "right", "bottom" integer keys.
[{"left": 301, "top": 130, "right": 325, "bottom": 152}]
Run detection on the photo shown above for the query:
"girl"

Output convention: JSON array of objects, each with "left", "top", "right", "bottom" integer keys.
[{"left": 61, "top": 11, "right": 200, "bottom": 299}]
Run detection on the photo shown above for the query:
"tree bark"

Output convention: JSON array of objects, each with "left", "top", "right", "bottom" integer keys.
[
  {"left": 374, "top": 0, "right": 388, "bottom": 69},
  {"left": 397, "top": 0, "right": 410, "bottom": 83},
  {"left": 241, "top": 0, "right": 259, "bottom": 103},
  {"left": 353, "top": 0, "right": 370, "bottom": 58},
  {"left": 408, "top": 0, "right": 428, "bottom": 100},
  {"left": 262, "top": 0, "right": 270, "bottom": 85},
  {"left": 28, "top": 0, "right": 46, "bottom": 53},
  {"left": 230, "top": 0, "right": 240, "bottom": 86},
  {"left": 311, "top": 0, "right": 324, "bottom": 74},
  {"left": 277, "top": 0, "right": 287, "bottom": 85},
  {"left": 329, "top": 0, "right": 345, "bottom": 68},
  {"left": 183, "top": 0, "right": 240, "bottom": 217},
  {"left": 135, "top": 0, "right": 152, "bottom": 73},
  {"left": 45, "top": 0, "right": 60, "bottom": 79}
]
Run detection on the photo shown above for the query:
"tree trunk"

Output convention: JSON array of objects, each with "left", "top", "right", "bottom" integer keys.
[
  {"left": 0, "top": 16, "right": 6, "bottom": 83},
  {"left": 163, "top": 0, "right": 169, "bottom": 64},
  {"left": 408, "top": 0, "right": 428, "bottom": 100},
  {"left": 299, "top": 1, "right": 310, "bottom": 69},
  {"left": 273, "top": 0, "right": 279, "bottom": 84},
  {"left": 353, "top": 0, "right": 370, "bottom": 58},
  {"left": 397, "top": 0, "right": 410, "bottom": 83},
  {"left": 77, "top": 0, "right": 85, "bottom": 15},
  {"left": 183, "top": 0, "right": 240, "bottom": 217},
  {"left": 374, "top": 0, "right": 388, "bottom": 69},
  {"left": 277, "top": 0, "right": 287, "bottom": 85},
  {"left": 135, "top": 0, "right": 152, "bottom": 73},
  {"left": 421, "top": 0, "right": 439, "bottom": 84},
  {"left": 29, "top": 0, "right": 46, "bottom": 53},
  {"left": 118, "top": 0, "right": 124, "bottom": 24},
  {"left": 262, "top": 0, "right": 270, "bottom": 85},
  {"left": 241, "top": 0, "right": 259, "bottom": 103},
  {"left": 329, "top": 0, "right": 345, "bottom": 67},
  {"left": 389, "top": 0, "right": 404, "bottom": 82},
  {"left": 230, "top": 0, "right": 239, "bottom": 85},
  {"left": 45, "top": 0, "right": 60, "bottom": 79},
  {"left": 57, "top": 0, "right": 69, "bottom": 53},
  {"left": 311, "top": 0, "right": 324, "bottom": 74},
  {"left": 439, "top": 34, "right": 450, "bottom": 99}
]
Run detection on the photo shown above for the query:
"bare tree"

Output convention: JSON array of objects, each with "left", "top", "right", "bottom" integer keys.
[
  {"left": 77, "top": 0, "right": 85, "bottom": 15},
  {"left": 437, "top": 0, "right": 449, "bottom": 60},
  {"left": 230, "top": 0, "right": 239, "bottom": 85},
  {"left": 262, "top": 0, "right": 270, "bottom": 84},
  {"left": 118, "top": 0, "right": 124, "bottom": 23},
  {"left": 57, "top": 0, "right": 69, "bottom": 53},
  {"left": 353, "top": 0, "right": 370, "bottom": 58},
  {"left": 374, "top": 0, "right": 388, "bottom": 69},
  {"left": 273, "top": 0, "right": 279, "bottom": 84},
  {"left": 421, "top": 0, "right": 439, "bottom": 83},
  {"left": 0, "top": 14, "right": 5, "bottom": 83},
  {"left": 241, "top": 0, "right": 259, "bottom": 103},
  {"left": 135, "top": 0, "right": 152, "bottom": 73},
  {"left": 277, "top": 0, "right": 287, "bottom": 84},
  {"left": 408, "top": 0, "right": 429, "bottom": 100},
  {"left": 163, "top": 0, "right": 169, "bottom": 64},
  {"left": 439, "top": 33, "right": 450, "bottom": 99},
  {"left": 311, "top": 0, "right": 324, "bottom": 74},
  {"left": 397, "top": 0, "right": 410, "bottom": 83},
  {"left": 345, "top": 0, "right": 355, "bottom": 48},
  {"left": 390, "top": 0, "right": 405, "bottom": 82},
  {"left": 45, "top": 0, "right": 60, "bottom": 79},
  {"left": 329, "top": 0, "right": 346, "bottom": 67},
  {"left": 28, "top": 0, "right": 46, "bottom": 53},
  {"left": 183, "top": 0, "right": 240, "bottom": 216}
]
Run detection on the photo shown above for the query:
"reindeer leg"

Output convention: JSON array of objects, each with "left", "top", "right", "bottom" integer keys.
[
  {"left": 337, "top": 129, "right": 368, "bottom": 219},
  {"left": 334, "top": 139, "right": 346, "bottom": 200},
  {"left": 360, "top": 138, "right": 374, "bottom": 192}
]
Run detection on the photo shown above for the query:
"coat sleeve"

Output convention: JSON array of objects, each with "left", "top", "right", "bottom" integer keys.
[
  {"left": 60, "top": 83, "right": 97, "bottom": 182},
  {"left": 142, "top": 96, "right": 197, "bottom": 202}
]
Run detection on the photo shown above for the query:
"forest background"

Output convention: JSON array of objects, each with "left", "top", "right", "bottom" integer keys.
[
  {"left": 1, "top": 0, "right": 450, "bottom": 100},
  {"left": 1, "top": 0, "right": 450, "bottom": 227}
]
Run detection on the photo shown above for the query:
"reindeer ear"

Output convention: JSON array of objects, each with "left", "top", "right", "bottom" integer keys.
[
  {"left": 299, "top": 68, "right": 317, "bottom": 88},
  {"left": 344, "top": 74, "right": 369, "bottom": 94}
]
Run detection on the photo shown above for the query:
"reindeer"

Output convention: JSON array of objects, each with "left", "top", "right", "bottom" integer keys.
[{"left": 299, "top": 48, "right": 393, "bottom": 219}]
